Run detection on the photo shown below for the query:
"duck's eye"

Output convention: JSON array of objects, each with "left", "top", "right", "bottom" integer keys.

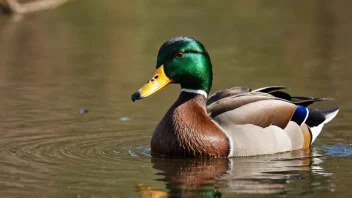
[{"left": 175, "top": 52, "right": 184, "bottom": 59}]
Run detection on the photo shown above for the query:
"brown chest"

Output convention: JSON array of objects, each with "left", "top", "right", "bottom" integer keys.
[{"left": 150, "top": 94, "right": 230, "bottom": 158}]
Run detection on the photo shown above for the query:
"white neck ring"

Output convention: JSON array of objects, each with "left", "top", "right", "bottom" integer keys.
[{"left": 181, "top": 88, "right": 208, "bottom": 98}]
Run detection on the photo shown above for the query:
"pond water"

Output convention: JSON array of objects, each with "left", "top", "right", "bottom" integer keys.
[{"left": 0, "top": 1, "right": 351, "bottom": 197}]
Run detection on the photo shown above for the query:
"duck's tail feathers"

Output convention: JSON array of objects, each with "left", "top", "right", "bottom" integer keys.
[
  {"left": 269, "top": 91, "right": 334, "bottom": 107},
  {"left": 290, "top": 97, "right": 334, "bottom": 107},
  {"left": 306, "top": 108, "right": 339, "bottom": 143},
  {"left": 255, "top": 87, "right": 334, "bottom": 107}
]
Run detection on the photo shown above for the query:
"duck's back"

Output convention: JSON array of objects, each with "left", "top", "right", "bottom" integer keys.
[{"left": 207, "top": 86, "right": 339, "bottom": 157}]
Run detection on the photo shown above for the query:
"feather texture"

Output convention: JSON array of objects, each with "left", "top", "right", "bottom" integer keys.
[
  {"left": 205, "top": 86, "right": 338, "bottom": 157},
  {"left": 150, "top": 86, "right": 338, "bottom": 157}
]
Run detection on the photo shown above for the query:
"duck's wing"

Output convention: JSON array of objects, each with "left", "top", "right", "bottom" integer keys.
[
  {"left": 207, "top": 86, "right": 333, "bottom": 107},
  {"left": 206, "top": 86, "right": 286, "bottom": 106},
  {"left": 207, "top": 88, "right": 339, "bottom": 157},
  {"left": 209, "top": 95, "right": 296, "bottom": 128},
  {"left": 207, "top": 86, "right": 252, "bottom": 106}
]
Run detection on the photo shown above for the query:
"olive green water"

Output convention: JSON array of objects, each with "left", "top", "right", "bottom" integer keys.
[{"left": 0, "top": 1, "right": 351, "bottom": 197}]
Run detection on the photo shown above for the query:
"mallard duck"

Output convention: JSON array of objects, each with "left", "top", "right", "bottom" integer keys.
[{"left": 131, "top": 36, "right": 339, "bottom": 158}]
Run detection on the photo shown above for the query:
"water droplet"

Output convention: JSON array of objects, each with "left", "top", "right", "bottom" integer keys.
[
  {"left": 120, "top": 117, "right": 131, "bottom": 121},
  {"left": 80, "top": 109, "right": 89, "bottom": 114},
  {"left": 128, "top": 150, "right": 138, "bottom": 157}
]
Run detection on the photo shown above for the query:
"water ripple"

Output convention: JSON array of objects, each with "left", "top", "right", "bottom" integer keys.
[
  {"left": 322, "top": 144, "right": 352, "bottom": 157},
  {"left": 0, "top": 126, "right": 153, "bottom": 196}
]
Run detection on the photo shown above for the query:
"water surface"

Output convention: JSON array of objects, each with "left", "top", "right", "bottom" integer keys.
[{"left": 0, "top": 1, "right": 351, "bottom": 197}]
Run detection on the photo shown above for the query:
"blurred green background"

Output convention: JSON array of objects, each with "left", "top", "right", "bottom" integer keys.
[{"left": 0, "top": 1, "right": 351, "bottom": 197}]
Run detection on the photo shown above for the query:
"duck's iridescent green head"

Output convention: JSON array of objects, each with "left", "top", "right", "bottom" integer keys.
[{"left": 131, "top": 37, "right": 213, "bottom": 101}]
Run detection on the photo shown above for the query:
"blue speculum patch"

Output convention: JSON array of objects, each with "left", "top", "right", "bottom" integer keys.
[{"left": 291, "top": 105, "right": 308, "bottom": 125}]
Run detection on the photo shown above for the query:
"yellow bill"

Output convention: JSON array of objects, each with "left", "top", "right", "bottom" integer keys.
[{"left": 131, "top": 65, "right": 173, "bottom": 102}]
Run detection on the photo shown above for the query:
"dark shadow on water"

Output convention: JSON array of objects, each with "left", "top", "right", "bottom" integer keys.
[{"left": 138, "top": 149, "right": 334, "bottom": 197}]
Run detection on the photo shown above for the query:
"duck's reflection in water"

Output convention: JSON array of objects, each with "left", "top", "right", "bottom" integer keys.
[{"left": 138, "top": 149, "right": 333, "bottom": 197}]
